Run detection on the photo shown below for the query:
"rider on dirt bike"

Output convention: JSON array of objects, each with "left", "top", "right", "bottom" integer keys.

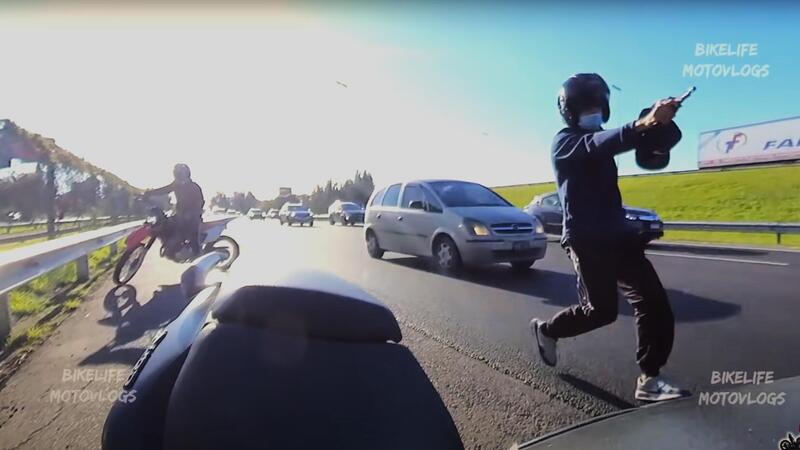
[{"left": 142, "top": 163, "right": 205, "bottom": 258}]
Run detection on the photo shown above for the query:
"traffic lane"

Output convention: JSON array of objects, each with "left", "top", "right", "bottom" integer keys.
[
  {"left": 228, "top": 220, "right": 800, "bottom": 410},
  {"left": 646, "top": 241, "right": 800, "bottom": 266},
  {"left": 0, "top": 243, "right": 187, "bottom": 449},
  {"left": 228, "top": 221, "right": 630, "bottom": 415}
]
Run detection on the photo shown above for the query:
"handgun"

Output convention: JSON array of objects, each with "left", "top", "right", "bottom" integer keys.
[{"left": 674, "top": 86, "right": 696, "bottom": 106}]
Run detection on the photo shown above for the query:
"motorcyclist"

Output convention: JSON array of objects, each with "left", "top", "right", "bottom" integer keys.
[
  {"left": 143, "top": 163, "right": 205, "bottom": 258},
  {"left": 528, "top": 73, "right": 690, "bottom": 402}
]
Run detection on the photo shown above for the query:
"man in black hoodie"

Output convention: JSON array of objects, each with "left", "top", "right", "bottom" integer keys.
[
  {"left": 529, "top": 73, "right": 689, "bottom": 402},
  {"left": 143, "top": 163, "right": 205, "bottom": 258}
]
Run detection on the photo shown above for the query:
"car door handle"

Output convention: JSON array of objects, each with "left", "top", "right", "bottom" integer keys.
[
  {"left": 376, "top": 213, "right": 382, "bottom": 219},
  {"left": 397, "top": 216, "right": 403, "bottom": 221}
]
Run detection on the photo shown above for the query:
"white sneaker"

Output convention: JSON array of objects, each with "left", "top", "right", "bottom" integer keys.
[
  {"left": 635, "top": 374, "right": 691, "bottom": 402},
  {"left": 530, "top": 318, "right": 557, "bottom": 367}
]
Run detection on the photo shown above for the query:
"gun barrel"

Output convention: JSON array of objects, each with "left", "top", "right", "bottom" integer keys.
[{"left": 677, "top": 86, "right": 696, "bottom": 103}]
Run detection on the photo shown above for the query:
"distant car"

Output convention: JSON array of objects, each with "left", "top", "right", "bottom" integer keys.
[
  {"left": 6, "top": 211, "right": 22, "bottom": 222},
  {"left": 520, "top": 375, "right": 800, "bottom": 450},
  {"left": 226, "top": 209, "right": 240, "bottom": 216},
  {"left": 365, "top": 179, "right": 547, "bottom": 272},
  {"left": 328, "top": 201, "right": 365, "bottom": 226},
  {"left": 266, "top": 208, "right": 279, "bottom": 219},
  {"left": 211, "top": 207, "right": 227, "bottom": 216},
  {"left": 279, "top": 203, "right": 314, "bottom": 227},
  {"left": 247, "top": 208, "right": 265, "bottom": 220},
  {"left": 522, "top": 192, "right": 664, "bottom": 242}
]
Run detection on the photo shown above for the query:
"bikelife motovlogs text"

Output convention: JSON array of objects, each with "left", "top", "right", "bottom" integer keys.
[
  {"left": 49, "top": 369, "right": 137, "bottom": 404},
  {"left": 698, "top": 371, "right": 787, "bottom": 406},
  {"left": 684, "top": 43, "right": 770, "bottom": 78}
]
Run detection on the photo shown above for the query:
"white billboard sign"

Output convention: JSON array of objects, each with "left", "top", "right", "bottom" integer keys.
[{"left": 698, "top": 116, "right": 800, "bottom": 168}]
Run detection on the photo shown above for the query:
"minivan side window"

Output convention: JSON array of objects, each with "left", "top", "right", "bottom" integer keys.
[
  {"left": 400, "top": 184, "right": 425, "bottom": 208},
  {"left": 370, "top": 188, "right": 386, "bottom": 207},
  {"left": 422, "top": 186, "right": 443, "bottom": 213},
  {"left": 381, "top": 184, "right": 401, "bottom": 207}
]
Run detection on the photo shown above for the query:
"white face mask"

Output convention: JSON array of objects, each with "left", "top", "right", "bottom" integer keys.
[{"left": 578, "top": 112, "right": 604, "bottom": 130}]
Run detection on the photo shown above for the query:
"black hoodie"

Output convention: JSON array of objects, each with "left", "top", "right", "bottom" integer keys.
[{"left": 551, "top": 121, "right": 656, "bottom": 243}]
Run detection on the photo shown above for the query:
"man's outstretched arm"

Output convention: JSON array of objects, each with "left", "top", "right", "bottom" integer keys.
[{"left": 144, "top": 182, "right": 175, "bottom": 197}]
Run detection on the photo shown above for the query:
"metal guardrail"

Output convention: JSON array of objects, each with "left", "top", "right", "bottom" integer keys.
[
  {"left": 0, "top": 216, "right": 114, "bottom": 229},
  {"left": 664, "top": 221, "right": 800, "bottom": 244},
  {"left": 0, "top": 221, "right": 141, "bottom": 343}
]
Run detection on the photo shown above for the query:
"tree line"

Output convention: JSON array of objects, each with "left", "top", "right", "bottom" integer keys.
[
  {"left": 0, "top": 120, "right": 142, "bottom": 234},
  {"left": 210, "top": 171, "right": 375, "bottom": 214}
]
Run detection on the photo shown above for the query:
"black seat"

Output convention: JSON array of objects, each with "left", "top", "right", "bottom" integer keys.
[{"left": 163, "top": 283, "right": 464, "bottom": 450}]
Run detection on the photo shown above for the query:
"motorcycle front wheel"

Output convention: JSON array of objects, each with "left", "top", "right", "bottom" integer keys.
[
  {"left": 207, "top": 236, "right": 240, "bottom": 271},
  {"left": 113, "top": 244, "right": 148, "bottom": 285}
]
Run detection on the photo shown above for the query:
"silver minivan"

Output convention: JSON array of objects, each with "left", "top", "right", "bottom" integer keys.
[{"left": 364, "top": 179, "right": 547, "bottom": 272}]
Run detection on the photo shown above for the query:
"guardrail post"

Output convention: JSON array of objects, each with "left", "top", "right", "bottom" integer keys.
[
  {"left": 0, "top": 293, "right": 10, "bottom": 346},
  {"left": 109, "top": 241, "right": 117, "bottom": 257},
  {"left": 76, "top": 255, "right": 90, "bottom": 282},
  {"left": 777, "top": 232, "right": 782, "bottom": 245}
]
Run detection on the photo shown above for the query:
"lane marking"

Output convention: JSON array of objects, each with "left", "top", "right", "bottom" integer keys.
[
  {"left": 645, "top": 251, "right": 789, "bottom": 267},
  {"left": 649, "top": 241, "right": 800, "bottom": 254}
]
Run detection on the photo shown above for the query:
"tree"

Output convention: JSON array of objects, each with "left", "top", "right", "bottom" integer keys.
[
  {"left": 210, "top": 192, "right": 230, "bottom": 210},
  {"left": 0, "top": 120, "right": 141, "bottom": 234},
  {"left": 305, "top": 170, "right": 375, "bottom": 213}
]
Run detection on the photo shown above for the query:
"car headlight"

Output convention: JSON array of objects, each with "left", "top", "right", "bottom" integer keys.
[
  {"left": 531, "top": 217, "right": 545, "bottom": 234},
  {"left": 625, "top": 213, "right": 638, "bottom": 221},
  {"left": 463, "top": 218, "right": 491, "bottom": 236}
]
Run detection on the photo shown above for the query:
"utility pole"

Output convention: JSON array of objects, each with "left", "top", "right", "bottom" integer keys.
[{"left": 45, "top": 156, "right": 57, "bottom": 239}]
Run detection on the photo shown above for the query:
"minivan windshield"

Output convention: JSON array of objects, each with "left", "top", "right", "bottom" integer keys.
[
  {"left": 428, "top": 181, "right": 510, "bottom": 208},
  {"left": 288, "top": 205, "right": 308, "bottom": 212},
  {"left": 341, "top": 203, "right": 361, "bottom": 211}
]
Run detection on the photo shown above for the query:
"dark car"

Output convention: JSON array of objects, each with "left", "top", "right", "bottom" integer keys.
[
  {"left": 279, "top": 203, "right": 314, "bottom": 227},
  {"left": 520, "top": 375, "right": 800, "bottom": 450},
  {"left": 328, "top": 200, "right": 365, "bottom": 226},
  {"left": 522, "top": 192, "right": 664, "bottom": 242}
]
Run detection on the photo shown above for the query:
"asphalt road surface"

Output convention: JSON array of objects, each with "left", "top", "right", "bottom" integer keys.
[{"left": 0, "top": 218, "right": 798, "bottom": 449}]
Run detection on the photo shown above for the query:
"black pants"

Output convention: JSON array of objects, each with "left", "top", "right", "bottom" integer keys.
[
  {"left": 166, "top": 214, "right": 202, "bottom": 256},
  {"left": 543, "top": 235, "right": 674, "bottom": 376}
]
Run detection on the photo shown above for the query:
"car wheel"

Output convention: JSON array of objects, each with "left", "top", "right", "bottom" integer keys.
[
  {"left": 329, "top": 216, "right": 335, "bottom": 225},
  {"left": 511, "top": 260, "right": 536, "bottom": 271},
  {"left": 309, "top": 221, "right": 314, "bottom": 227},
  {"left": 366, "top": 230, "right": 384, "bottom": 259},
  {"left": 433, "top": 235, "right": 462, "bottom": 273}
]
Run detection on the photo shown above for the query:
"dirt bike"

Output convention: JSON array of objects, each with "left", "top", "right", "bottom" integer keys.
[{"left": 113, "top": 207, "right": 240, "bottom": 285}]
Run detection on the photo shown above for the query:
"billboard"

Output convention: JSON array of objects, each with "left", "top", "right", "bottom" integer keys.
[
  {"left": 698, "top": 116, "right": 800, "bottom": 169},
  {"left": 278, "top": 187, "right": 292, "bottom": 197}
]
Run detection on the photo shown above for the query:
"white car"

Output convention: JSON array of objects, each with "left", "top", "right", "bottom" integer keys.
[
  {"left": 246, "top": 208, "right": 265, "bottom": 220},
  {"left": 364, "top": 179, "right": 547, "bottom": 272}
]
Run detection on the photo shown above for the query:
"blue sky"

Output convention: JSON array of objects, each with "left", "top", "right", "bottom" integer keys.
[
  {"left": 0, "top": 2, "right": 797, "bottom": 196},
  {"left": 318, "top": 1, "right": 800, "bottom": 176}
]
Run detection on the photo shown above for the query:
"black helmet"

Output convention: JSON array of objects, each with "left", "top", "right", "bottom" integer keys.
[
  {"left": 173, "top": 163, "right": 191, "bottom": 182},
  {"left": 557, "top": 73, "right": 611, "bottom": 127}
]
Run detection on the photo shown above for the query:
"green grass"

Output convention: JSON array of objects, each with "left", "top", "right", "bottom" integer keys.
[
  {"left": 8, "top": 244, "right": 117, "bottom": 318},
  {"left": 25, "top": 323, "right": 55, "bottom": 345},
  {"left": 2, "top": 242, "right": 122, "bottom": 352},
  {"left": 9, "top": 290, "right": 49, "bottom": 316},
  {"left": 63, "top": 298, "right": 82, "bottom": 310},
  {"left": 493, "top": 165, "right": 800, "bottom": 247},
  {"left": 0, "top": 224, "right": 46, "bottom": 235}
]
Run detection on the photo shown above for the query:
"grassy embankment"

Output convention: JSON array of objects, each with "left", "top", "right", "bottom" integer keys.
[
  {"left": 2, "top": 242, "right": 122, "bottom": 353},
  {"left": 494, "top": 165, "right": 800, "bottom": 247}
]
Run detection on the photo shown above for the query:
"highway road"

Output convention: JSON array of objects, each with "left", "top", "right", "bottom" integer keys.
[{"left": 0, "top": 218, "right": 798, "bottom": 449}]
